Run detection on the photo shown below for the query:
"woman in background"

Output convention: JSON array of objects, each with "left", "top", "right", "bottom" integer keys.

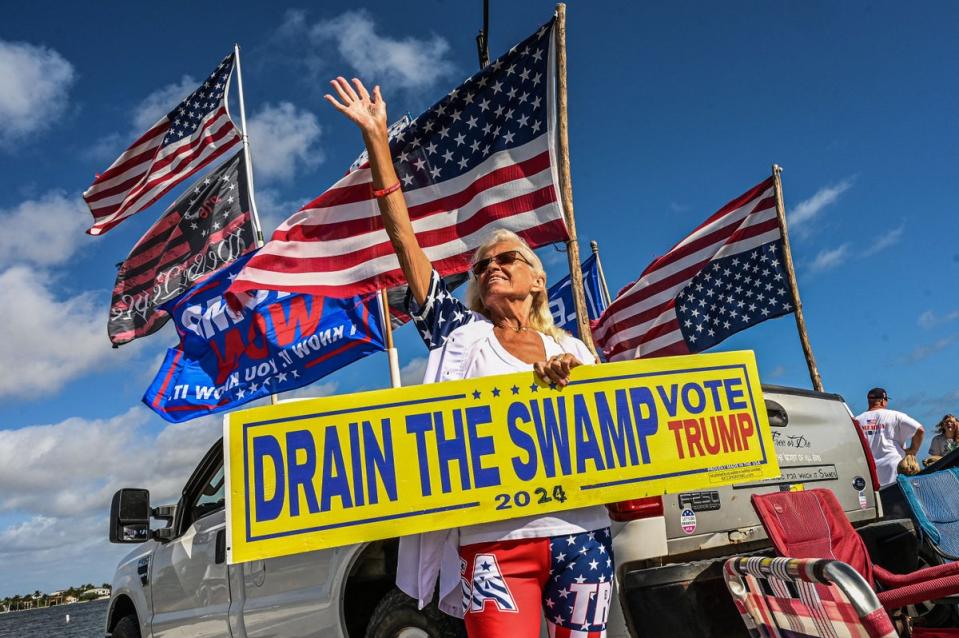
[{"left": 925, "top": 414, "right": 959, "bottom": 466}]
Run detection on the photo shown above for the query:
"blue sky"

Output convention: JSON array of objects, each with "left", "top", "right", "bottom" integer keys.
[{"left": 1, "top": 1, "right": 957, "bottom": 596}]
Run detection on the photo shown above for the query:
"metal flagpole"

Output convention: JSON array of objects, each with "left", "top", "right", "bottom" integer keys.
[
  {"left": 772, "top": 164, "right": 824, "bottom": 392},
  {"left": 379, "top": 290, "right": 402, "bottom": 388},
  {"left": 554, "top": 3, "right": 597, "bottom": 356},
  {"left": 234, "top": 43, "right": 278, "bottom": 404},
  {"left": 590, "top": 240, "right": 613, "bottom": 307},
  {"left": 233, "top": 43, "right": 266, "bottom": 248}
]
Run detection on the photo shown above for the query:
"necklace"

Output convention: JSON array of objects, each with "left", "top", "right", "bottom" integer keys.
[{"left": 494, "top": 320, "right": 529, "bottom": 333}]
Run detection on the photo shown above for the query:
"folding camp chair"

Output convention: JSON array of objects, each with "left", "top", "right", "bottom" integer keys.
[
  {"left": 724, "top": 556, "right": 897, "bottom": 637},
  {"left": 898, "top": 469, "right": 959, "bottom": 561},
  {"left": 724, "top": 556, "right": 959, "bottom": 638},
  {"left": 752, "top": 489, "right": 959, "bottom": 614}
]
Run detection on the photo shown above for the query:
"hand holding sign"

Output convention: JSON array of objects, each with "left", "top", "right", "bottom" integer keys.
[
  {"left": 225, "top": 350, "right": 779, "bottom": 564},
  {"left": 533, "top": 352, "right": 585, "bottom": 388}
]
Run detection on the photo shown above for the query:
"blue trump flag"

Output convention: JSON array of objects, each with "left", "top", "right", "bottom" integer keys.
[
  {"left": 547, "top": 254, "right": 607, "bottom": 338},
  {"left": 143, "top": 253, "right": 385, "bottom": 422}
]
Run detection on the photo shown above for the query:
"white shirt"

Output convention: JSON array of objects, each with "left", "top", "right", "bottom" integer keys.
[
  {"left": 396, "top": 272, "right": 610, "bottom": 616},
  {"left": 854, "top": 408, "right": 923, "bottom": 487},
  {"left": 457, "top": 324, "right": 610, "bottom": 545}
]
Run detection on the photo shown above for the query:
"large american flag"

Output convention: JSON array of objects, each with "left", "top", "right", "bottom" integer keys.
[
  {"left": 593, "top": 177, "right": 795, "bottom": 361},
  {"left": 83, "top": 53, "right": 241, "bottom": 236},
  {"left": 229, "top": 19, "right": 568, "bottom": 299}
]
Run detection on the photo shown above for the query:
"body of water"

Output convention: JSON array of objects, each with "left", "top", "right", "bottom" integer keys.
[{"left": 0, "top": 599, "right": 109, "bottom": 637}]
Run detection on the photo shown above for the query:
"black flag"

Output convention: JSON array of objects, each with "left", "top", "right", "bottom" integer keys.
[{"left": 108, "top": 151, "right": 256, "bottom": 345}]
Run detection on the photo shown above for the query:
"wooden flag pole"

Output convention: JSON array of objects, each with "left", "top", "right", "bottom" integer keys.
[
  {"left": 476, "top": 0, "right": 490, "bottom": 68},
  {"left": 590, "top": 240, "right": 613, "bottom": 307},
  {"left": 554, "top": 3, "right": 597, "bottom": 356},
  {"left": 772, "top": 164, "right": 824, "bottom": 392},
  {"left": 379, "top": 289, "right": 402, "bottom": 388}
]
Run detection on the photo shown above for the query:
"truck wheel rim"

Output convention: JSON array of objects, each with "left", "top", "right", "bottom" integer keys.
[{"left": 396, "top": 629, "right": 429, "bottom": 638}]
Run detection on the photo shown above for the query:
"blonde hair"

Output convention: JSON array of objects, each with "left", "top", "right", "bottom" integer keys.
[
  {"left": 465, "top": 229, "right": 566, "bottom": 342},
  {"left": 937, "top": 414, "right": 958, "bottom": 436}
]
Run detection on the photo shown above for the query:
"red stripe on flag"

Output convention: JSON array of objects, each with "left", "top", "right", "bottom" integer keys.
[
  {"left": 593, "top": 177, "right": 783, "bottom": 360},
  {"left": 87, "top": 122, "right": 169, "bottom": 186},
  {"left": 230, "top": 218, "right": 568, "bottom": 299},
  {"left": 88, "top": 135, "right": 240, "bottom": 235},
  {"left": 262, "top": 186, "right": 558, "bottom": 274},
  {"left": 151, "top": 349, "right": 183, "bottom": 408},
  {"left": 277, "top": 151, "right": 554, "bottom": 243}
]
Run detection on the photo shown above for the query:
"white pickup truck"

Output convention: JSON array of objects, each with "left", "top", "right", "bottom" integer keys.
[{"left": 105, "top": 385, "right": 897, "bottom": 638}]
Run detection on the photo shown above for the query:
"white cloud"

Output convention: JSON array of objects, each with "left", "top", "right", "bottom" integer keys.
[
  {"left": 255, "top": 187, "right": 308, "bottom": 237},
  {"left": 0, "top": 408, "right": 219, "bottom": 518},
  {"left": 0, "top": 409, "right": 222, "bottom": 595},
  {"left": 0, "top": 39, "right": 75, "bottom": 147},
  {"left": 400, "top": 357, "right": 428, "bottom": 386},
  {"left": 271, "top": 381, "right": 340, "bottom": 403},
  {"left": 862, "top": 223, "right": 904, "bottom": 256},
  {"left": 0, "top": 191, "right": 89, "bottom": 267},
  {"left": 284, "top": 9, "right": 456, "bottom": 92},
  {"left": 248, "top": 102, "right": 324, "bottom": 184},
  {"left": 902, "top": 335, "right": 958, "bottom": 364},
  {"left": 131, "top": 74, "right": 198, "bottom": 131},
  {"left": 789, "top": 179, "right": 853, "bottom": 234},
  {"left": 766, "top": 365, "right": 787, "bottom": 378},
  {"left": 0, "top": 267, "right": 115, "bottom": 398},
  {"left": 86, "top": 76, "right": 201, "bottom": 163},
  {"left": 918, "top": 309, "right": 959, "bottom": 330},
  {"left": 808, "top": 243, "right": 849, "bottom": 273}
]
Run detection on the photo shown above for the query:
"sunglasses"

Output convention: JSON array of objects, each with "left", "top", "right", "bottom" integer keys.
[{"left": 471, "top": 250, "right": 533, "bottom": 277}]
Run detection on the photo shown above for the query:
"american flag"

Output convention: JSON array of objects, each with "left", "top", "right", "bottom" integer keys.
[
  {"left": 228, "top": 19, "right": 568, "bottom": 299},
  {"left": 108, "top": 151, "right": 256, "bottom": 346},
  {"left": 593, "top": 177, "right": 794, "bottom": 361},
  {"left": 83, "top": 53, "right": 242, "bottom": 236}
]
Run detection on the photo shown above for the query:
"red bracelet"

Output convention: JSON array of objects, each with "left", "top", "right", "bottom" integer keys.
[{"left": 372, "top": 182, "right": 402, "bottom": 198}]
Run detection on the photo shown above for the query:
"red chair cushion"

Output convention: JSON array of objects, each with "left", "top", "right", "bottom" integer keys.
[{"left": 752, "top": 489, "right": 877, "bottom": 589}]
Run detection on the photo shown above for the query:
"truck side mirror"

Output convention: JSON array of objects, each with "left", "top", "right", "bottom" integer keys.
[{"left": 109, "top": 488, "right": 151, "bottom": 543}]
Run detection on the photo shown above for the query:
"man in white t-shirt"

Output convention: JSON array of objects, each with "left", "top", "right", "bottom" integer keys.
[{"left": 855, "top": 387, "right": 924, "bottom": 487}]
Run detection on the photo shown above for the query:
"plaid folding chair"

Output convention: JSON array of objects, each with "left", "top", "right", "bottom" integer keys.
[
  {"left": 898, "top": 469, "right": 959, "bottom": 561},
  {"left": 723, "top": 556, "right": 897, "bottom": 637},
  {"left": 752, "top": 489, "right": 959, "bottom": 615}
]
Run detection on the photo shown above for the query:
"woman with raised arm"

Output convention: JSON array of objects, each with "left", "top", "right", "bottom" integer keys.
[{"left": 325, "top": 77, "right": 613, "bottom": 637}]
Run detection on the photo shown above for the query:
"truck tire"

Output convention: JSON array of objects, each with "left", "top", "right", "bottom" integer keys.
[
  {"left": 111, "top": 615, "right": 141, "bottom": 638},
  {"left": 366, "top": 588, "right": 465, "bottom": 638}
]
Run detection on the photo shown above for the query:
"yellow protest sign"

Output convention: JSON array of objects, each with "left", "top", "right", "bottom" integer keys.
[{"left": 225, "top": 350, "right": 778, "bottom": 563}]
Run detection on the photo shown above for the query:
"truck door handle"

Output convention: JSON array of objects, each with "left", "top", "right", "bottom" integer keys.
[
  {"left": 765, "top": 400, "right": 788, "bottom": 427},
  {"left": 215, "top": 529, "right": 226, "bottom": 564}
]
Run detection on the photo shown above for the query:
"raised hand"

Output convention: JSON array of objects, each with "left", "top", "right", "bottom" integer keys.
[{"left": 323, "top": 77, "right": 387, "bottom": 137}]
